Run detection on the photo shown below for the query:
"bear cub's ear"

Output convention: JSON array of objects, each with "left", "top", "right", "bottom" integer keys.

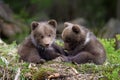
[
  {"left": 48, "top": 19, "right": 57, "bottom": 28},
  {"left": 31, "top": 21, "right": 39, "bottom": 30},
  {"left": 64, "top": 22, "right": 71, "bottom": 27},
  {"left": 72, "top": 24, "right": 80, "bottom": 34}
]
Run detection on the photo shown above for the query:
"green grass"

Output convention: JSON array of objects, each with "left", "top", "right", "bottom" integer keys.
[{"left": 0, "top": 37, "right": 120, "bottom": 80}]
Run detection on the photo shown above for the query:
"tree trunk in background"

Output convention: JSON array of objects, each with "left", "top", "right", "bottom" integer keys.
[
  {"left": 68, "top": 0, "right": 78, "bottom": 20},
  {"left": 117, "top": 0, "right": 120, "bottom": 20}
]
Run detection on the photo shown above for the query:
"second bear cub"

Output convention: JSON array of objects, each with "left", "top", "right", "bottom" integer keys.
[
  {"left": 18, "top": 20, "right": 65, "bottom": 63},
  {"left": 62, "top": 22, "right": 106, "bottom": 65}
]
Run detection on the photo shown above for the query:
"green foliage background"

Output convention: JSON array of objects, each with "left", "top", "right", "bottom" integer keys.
[{"left": 4, "top": 0, "right": 117, "bottom": 26}]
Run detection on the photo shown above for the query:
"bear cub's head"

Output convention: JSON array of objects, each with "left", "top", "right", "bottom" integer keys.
[
  {"left": 31, "top": 20, "right": 57, "bottom": 48},
  {"left": 62, "top": 22, "right": 87, "bottom": 50}
]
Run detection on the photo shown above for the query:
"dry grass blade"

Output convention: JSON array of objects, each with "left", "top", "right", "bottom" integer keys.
[{"left": 14, "top": 68, "right": 21, "bottom": 80}]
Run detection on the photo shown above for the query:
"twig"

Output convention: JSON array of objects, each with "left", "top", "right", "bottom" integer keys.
[
  {"left": 71, "top": 67, "right": 79, "bottom": 75},
  {"left": 14, "top": 68, "right": 21, "bottom": 80},
  {"left": 2, "top": 69, "right": 5, "bottom": 80},
  {"left": 47, "top": 73, "right": 67, "bottom": 80}
]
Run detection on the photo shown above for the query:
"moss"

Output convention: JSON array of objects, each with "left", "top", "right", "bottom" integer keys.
[
  {"left": 32, "top": 68, "right": 55, "bottom": 80},
  {"left": 55, "top": 39, "right": 64, "bottom": 47},
  {"left": 116, "top": 34, "right": 120, "bottom": 40}
]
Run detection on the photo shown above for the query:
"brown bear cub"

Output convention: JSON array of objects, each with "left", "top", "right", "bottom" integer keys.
[
  {"left": 62, "top": 22, "right": 106, "bottom": 65},
  {"left": 18, "top": 20, "right": 65, "bottom": 64}
]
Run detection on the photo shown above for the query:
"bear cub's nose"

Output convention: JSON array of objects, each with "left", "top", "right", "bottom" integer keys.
[{"left": 45, "top": 44, "right": 49, "bottom": 47}]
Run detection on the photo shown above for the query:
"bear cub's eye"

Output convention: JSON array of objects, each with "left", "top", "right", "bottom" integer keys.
[
  {"left": 48, "top": 34, "right": 51, "bottom": 37},
  {"left": 41, "top": 35, "right": 44, "bottom": 38}
]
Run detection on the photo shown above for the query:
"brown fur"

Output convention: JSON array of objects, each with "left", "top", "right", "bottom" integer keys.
[
  {"left": 62, "top": 22, "right": 106, "bottom": 65},
  {"left": 18, "top": 20, "right": 65, "bottom": 64}
]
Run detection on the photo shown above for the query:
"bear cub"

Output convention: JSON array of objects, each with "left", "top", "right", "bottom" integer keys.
[
  {"left": 18, "top": 20, "right": 65, "bottom": 64},
  {"left": 62, "top": 22, "right": 106, "bottom": 65}
]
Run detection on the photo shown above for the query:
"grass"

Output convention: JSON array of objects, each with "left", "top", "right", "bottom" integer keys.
[{"left": 0, "top": 36, "right": 120, "bottom": 80}]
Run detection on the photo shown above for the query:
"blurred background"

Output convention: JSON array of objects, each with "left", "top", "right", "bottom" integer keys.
[{"left": 0, "top": 0, "right": 120, "bottom": 43}]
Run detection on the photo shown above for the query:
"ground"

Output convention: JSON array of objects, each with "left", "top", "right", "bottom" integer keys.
[{"left": 0, "top": 38, "right": 120, "bottom": 80}]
